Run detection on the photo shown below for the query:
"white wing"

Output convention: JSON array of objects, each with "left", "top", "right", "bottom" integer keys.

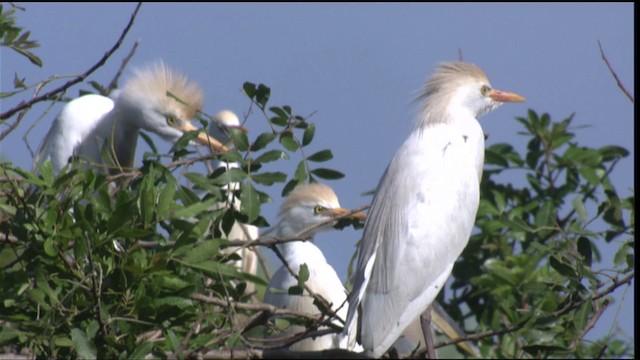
[
  {"left": 348, "top": 124, "right": 480, "bottom": 357},
  {"left": 264, "top": 245, "right": 348, "bottom": 351},
  {"left": 34, "top": 94, "right": 114, "bottom": 173}
]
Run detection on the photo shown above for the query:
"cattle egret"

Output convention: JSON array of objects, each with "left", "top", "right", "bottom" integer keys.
[
  {"left": 263, "top": 183, "right": 366, "bottom": 351},
  {"left": 345, "top": 62, "right": 525, "bottom": 357},
  {"left": 207, "top": 110, "right": 259, "bottom": 295},
  {"left": 35, "top": 62, "right": 227, "bottom": 175}
]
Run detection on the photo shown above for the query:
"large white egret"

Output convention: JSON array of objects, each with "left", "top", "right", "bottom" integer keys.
[
  {"left": 263, "top": 183, "right": 366, "bottom": 351},
  {"left": 345, "top": 62, "right": 525, "bottom": 357},
  {"left": 207, "top": 110, "right": 260, "bottom": 296},
  {"left": 35, "top": 62, "right": 227, "bottom": 175}
]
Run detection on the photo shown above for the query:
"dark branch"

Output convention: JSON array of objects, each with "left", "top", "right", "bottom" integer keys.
[
  {"left": 597, "top": 40, "right": 634, "bottom": 103},
  {"left": 0, "top": 3, "right": 142, "bottom": 124}
]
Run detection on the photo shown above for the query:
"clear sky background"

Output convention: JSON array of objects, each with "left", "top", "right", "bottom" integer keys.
[{"left": 1, "top": 3, "right": 634, "bottom": 348}]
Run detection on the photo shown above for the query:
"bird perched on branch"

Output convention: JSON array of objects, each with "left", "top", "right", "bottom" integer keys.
[
  {"left": 35, "top": 62, "right": 227, "bottom": 175},
  {"left": 207, "top": 110, "right": 260, "bottom": 296},
  {"left": 263, "top": 183, "right": 366, "bottom": 351},
  {"left": 345, "top": 62, "right": 525, "bottom": 357}
]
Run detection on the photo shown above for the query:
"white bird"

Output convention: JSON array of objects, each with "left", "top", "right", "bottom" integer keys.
[
  {"left": 207, "top": 110, "right": 260, "bottom": 296},
  {"left": 263, "top": 183, "right": 366, "bottom": 351},
  {"left": 345, "top": 62, "right": 525, "bottom": 357},
  {"left": 35, "top": 62, "right": 227, "bottom": 175}
]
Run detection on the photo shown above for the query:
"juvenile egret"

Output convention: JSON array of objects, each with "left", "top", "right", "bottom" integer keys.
[
  {"left": 345, "top": 62, "right": 525, "bottom": 357},
  {"left": 35, "top": 62, "right": 227, "bottom": 174},
  {"left": 207, "top": 110, "right": 259, "bottom": 295},
  {"left": 263, "top": 183, "right": 366, "bottom": 351}
]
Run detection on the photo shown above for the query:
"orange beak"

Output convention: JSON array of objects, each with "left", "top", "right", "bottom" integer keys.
[
  {"left": 488, "top": 89, "right": 526, "bottom": 103},
  {"left": 325, "top": 207, "right": 367, "bottom": 221},
  {"left": 181, "top": 122, "right": 228, "bottom": 153}
]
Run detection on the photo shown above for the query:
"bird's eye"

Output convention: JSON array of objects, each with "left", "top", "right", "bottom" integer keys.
[
  {"left": 166, "top": 116, "right": 178, "bottom": 127},
  {"left": 480, "top": 85, "right": 492, "bottom": 96},
  {"left": 313, "top": 205, "right": 326, "bottom": 215}
]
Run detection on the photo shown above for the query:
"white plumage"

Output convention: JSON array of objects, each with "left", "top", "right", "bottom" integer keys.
[
  {"left": 207, "top": 110, "right": 259, "bottom": 295},
  {"left": 345, "top": 62, "right": 524, "bottom": 357},
  {"left": 35, "top": 62, "right": 227, "bottom": 174},
  {"left": 263, "top": 183, "right": 366, "bottom": 351}
]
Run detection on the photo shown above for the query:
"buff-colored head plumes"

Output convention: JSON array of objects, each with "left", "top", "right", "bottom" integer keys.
[
  {"left": 279, "top": 183, "right": 340, "bottom": 216},
  {"left": 123, "top": 62, "right": 204, "bottom": 120},
  {"left": 417, "top": 62, "right": 488, "bottom": 101},
  {"left": 413, "top": 62, "right": 491, "bottom": 126}
]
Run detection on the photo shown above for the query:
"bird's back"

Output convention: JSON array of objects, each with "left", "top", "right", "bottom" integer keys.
[
  {"left": 349, "top": 123, "right": 481, "bottom": 356},
  {"left": 35, "top": 94, "right": 115, "bottom": 173}
]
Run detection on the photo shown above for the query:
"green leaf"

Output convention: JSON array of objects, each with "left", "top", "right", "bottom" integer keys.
[
  {"left": 228, "top": 127, "right": 249, "bottom": 152},
  {"left": 240, "top": 182, "right": 260, "bottom": 223},
  {"left": 279, "top": 131, "right": 299, "bottom": 152},
  {"left": 43, "top": 238, "right": 56, "bottom": 257},
  {"left": 307, "top": 149, "right": 334, "bottom": 163},
  {"left": 255, "top": 84, "right": 271, "bottom": 108},
  {"left": 243, "top": 82, "right": 256, "bottom": 98},
  {"left": 182, "top": 240, "right": 221, "bottom": 264},
  {"left": 71, "top": 328, "right": 97, "bottom": 359},
  {"left": 154, "top": 296, "right": 193, "bottom": 309},
  {"left": 574, "top": 298, "right": 593, "bottom": 331},
  {"left": 157, "top": 180, "right": 176, "bottom": 220},
  {"left": 251, "top": 132, "right": 277, "bottom": 151},
  {"left": 571, "top": 196, "right": 588, "bottom": 224},
  {"left": 302, "top": 123, "right": 316, "bottom": 146},
  {"left": 172, "top": 198, "right": 217, "bottom": 219},
  {"left": 297, "top": 263, "right": 310, "bottom": 285},
  {"left": 549, "top": 256, "right": 578, "bottom": 279},
  {"left": 129, "top": 341, "right": 154, "bottom": 360},
  {"left": 293, "top": 161, "right": 308, "bottom": 182},
  {"left": 310, "top": 168, "right": 345, "bottom": 180},
  {"left": 252, "top": 172, "right": 287, "bottom": 186},
  {"left": 254, "top": 149, "right": 289, "bottom": 164},
  {"left": 577, "top": 237, "right": 593, "bottom": 267},
  {"left": 212, "top": 168, "right": 247, "bottom": 186}
]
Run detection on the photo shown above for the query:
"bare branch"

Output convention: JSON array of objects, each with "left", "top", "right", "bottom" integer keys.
[
  {"left": 104, "top": 40, "right": 140, "bottom": 96},
  {"left": 0, "top": 3, "right": 142, "bottom": 124},
  {"left": 598, "top": 40, "right": 634, "bottom": 103}
]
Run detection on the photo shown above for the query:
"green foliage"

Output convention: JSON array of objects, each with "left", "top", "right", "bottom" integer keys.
[
  {"left": 0, "top": 71, "right": 359, "bottom": 357},
  {"left": 442, "top": 110, "right": 634, "bottom": 358},
  {"left": 0, "top": 4, "right": 42, "bottom": 67},
  {"left": 0, "top": 11, "right": 633, "bottom": 357}
]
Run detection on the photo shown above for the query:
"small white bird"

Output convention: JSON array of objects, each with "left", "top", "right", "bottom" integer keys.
[
  {"left": 207, "top": 110, "right": 260, "bottom": 295},
  {"left": 35, "top": 62, "right": 227, "bottom": 175},
  {"left": 345, "top": 62, "right": 525, "bottom": 357},
  {"left": 263, "top": 183, "right": 366, "bottom": 351}
]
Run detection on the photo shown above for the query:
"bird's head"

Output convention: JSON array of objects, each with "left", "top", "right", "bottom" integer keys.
[
  {"left": 208, "top": 110, "right": 249, "bottom": 148},
  {"left": 117, "top": 62, "right": 228, "bottom": 153},
  {"left": 416, "top": 62, "right": 525, "bottom": 123},
  {"left": 275, "top": 183, "right": 366, "bottom": 238}
]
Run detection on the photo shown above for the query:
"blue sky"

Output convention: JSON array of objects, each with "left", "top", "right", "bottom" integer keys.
[{"left": 1, "top": 3, "right": 634, "bottom": 347}]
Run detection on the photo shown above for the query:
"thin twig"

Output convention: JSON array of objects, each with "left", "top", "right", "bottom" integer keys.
[
  {"left": 597, "top": 40, "right": 634, "bottom": 103},
  {"left": 189, "top": 293, "right": 320, "bottom": 321},
  {"left": 104, "top": 40, "right": 140, "bottom": 96},
  {"left": 0, "top": 3, "right": 142, "bottom": 124}
]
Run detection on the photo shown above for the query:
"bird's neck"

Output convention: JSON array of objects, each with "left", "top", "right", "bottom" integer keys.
[
  {"left": 415, "top": 101, "right": 486, "bottom": 180},
  {"left": 277, "top": 238, "right": 327, "bottom": 266},
  {"left": 96, "top": 110, "right": 140, "bottom": 171}
]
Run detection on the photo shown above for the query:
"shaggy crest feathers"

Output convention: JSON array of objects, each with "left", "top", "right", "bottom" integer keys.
[
  {"left": 279, "top": 183, "right": 340, "bottom": 216},
  {"left": 123, "top": 62, "right": 204, "bottom": 120},
  {"left": 413, "top": 62, "right": 490, "bottom": 126}
]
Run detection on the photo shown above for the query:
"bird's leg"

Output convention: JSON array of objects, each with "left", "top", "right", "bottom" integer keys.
[{"left": 420, "top": 305, "right": 437, "bottom": 359}]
